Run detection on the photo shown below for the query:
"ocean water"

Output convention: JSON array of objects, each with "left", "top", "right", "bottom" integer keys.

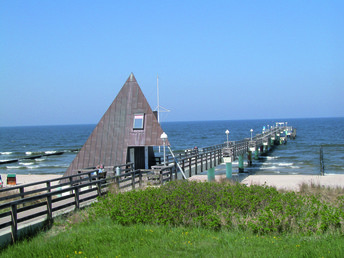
[{"left": 0, "top": 118, "right": 343, "bottom": 176}]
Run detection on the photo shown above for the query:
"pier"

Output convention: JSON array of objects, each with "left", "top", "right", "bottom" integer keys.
[
  {"left": 157, "top": 122, "right": 295, "bottom": 181},
  {"left": 0, "top": 122, "right": 295, "bottom": 246}
]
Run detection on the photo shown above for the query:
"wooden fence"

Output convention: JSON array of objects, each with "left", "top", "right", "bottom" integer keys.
[{"left": 0, "top": 163, "right": 151, "bottom": 244}]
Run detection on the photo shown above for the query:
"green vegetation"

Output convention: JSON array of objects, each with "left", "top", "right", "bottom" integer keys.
[
  {"left": 1, "top": 180, "right": 344, "bottom": 257},
  {"left": 91, "top": 180, "right": 344, "bottom": 234}
]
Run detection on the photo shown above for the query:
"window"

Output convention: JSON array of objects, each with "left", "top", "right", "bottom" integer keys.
[{"left": 133, "top": 114, "right": 144, "bottom": 130}]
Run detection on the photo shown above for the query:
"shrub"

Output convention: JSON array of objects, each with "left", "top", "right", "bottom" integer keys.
[{"left": 88, "top": 180, "right": 344, "bottom": 235}]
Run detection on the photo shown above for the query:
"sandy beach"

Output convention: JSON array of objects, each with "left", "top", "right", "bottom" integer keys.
[
  {"left": 1, "top": 173, "right": 344, "bottom": 192},
  {"left": 1, "top": 173, "right": 63, "bottom": 189},
  {"left": 188, "top": 174, "right": 344, "bottom": 192}
]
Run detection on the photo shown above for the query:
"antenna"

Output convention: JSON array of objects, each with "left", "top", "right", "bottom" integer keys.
[{"left": 154, "top": 74, "right": 170, "bottom": 123}]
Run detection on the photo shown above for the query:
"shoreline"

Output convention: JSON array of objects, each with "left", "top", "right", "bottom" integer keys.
[
  {"left": 1, "top": 173, "right": 344, "bottom": 192},
  {"left": 188, "top": 174, "right": 344, "bottom": 191}
]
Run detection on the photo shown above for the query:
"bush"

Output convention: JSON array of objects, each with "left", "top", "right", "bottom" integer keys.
[{"left": 89, "top": 180, "right": 344, "bottom": 234}]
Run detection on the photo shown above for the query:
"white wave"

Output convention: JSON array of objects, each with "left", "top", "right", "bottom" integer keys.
[
  {"left": 19, "top": 162, "right": 34, "bottom": 166},
  {"left": 27, "top": 165, "right": 40, "bottom": 169},
  {"left": 278, "top": 162, "right": 294, "bottom": 166},
  {"left": 0, "top": 152, "right": 12, "bottom": 155},
  {"left": 259, "top": 166, "right": 279, "bottom": 170},
  {"left": 6, "top": 166, "right": 22, "bottom": 169},
  {"left": 45, "top": 151, "right": 57, "bottom": 154},
  {"left": 26, "top": 152, "right": 32, "bottom": 155},
  {"left": 35, "top": 158, "right": 46, "bottom": 162},
  {"left": 266, "top": 156, "right": 279, "bottom": 160},
  {"left": 290, "top": 166, "right": 300, "bottom": 169}
]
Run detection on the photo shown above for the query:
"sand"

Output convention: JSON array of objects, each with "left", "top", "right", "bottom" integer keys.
[
  {"left": 188, "top": 174, "right": 344, "bottom": 191},
  {"left": 0, "top": 173, "right": 63, "bottom": 189},
  {"left": 1, "top": 173, "right": 344, "bottom": 192}
]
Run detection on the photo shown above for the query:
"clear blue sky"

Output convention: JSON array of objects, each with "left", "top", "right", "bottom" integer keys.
[{"left": 1, "top": 0, "right": 343, "bottom": 126}]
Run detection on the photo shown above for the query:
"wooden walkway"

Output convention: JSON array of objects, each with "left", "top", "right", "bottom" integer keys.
[{"left": 0, "top": 123, "right": 295, "bottom": 247}]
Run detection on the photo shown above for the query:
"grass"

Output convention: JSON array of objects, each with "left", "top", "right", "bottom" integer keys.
[
  {"left": 1, "top": 217, "right": 344, "bottom": 257},
  {"left": 1, "top": 180, "right": 344, "bottom": 257}
]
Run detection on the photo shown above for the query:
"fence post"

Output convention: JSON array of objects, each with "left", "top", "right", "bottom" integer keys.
[
  {"left": 74, "top": 187, "right": 80, "bottom": 210},
  {"left": 188, "top": 157, "right": 192, "bottom": 177},
  {"left": 46, "top": 181, "right": 51, "bottom": 192},
  {"left": 139, "top": 170, "right": 143, "bottom": 188},
  {"left": 97, "top": 180, "right": 101, "bottom": 197},
  {"left": 11, "top": 204, "right": 18, "bottom": 243},
  {"left": 132, "top": 171, "right": 136, "bottom": 190},
  {"left": 320, "top": 146, "right": 325, "bottom": 176},
  {"left": 194, "top": 155, "right": 198, "bottom": 175},
  {"left": 116, "top": 175, "right": 120, "bottom": 189},
  {"left": 47, "top": 194, "right": 53, "bottom": 224},
  {"left": 19, "top": 187, "right": 24, "bottom": 200},
  {"left": 160, "top": 170, "right": 163, "bottom": 184}
]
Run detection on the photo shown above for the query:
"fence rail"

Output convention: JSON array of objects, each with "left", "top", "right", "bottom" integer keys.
[{"left": 0, "top": 164, "right": 151, "bottom": 244}]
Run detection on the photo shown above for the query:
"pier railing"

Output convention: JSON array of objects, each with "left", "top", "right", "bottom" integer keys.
[{"left": 0, "top": 163, "right": 153, "bottom": 245}]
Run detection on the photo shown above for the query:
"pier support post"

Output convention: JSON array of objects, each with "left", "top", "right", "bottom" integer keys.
[
  {"left": 254, "top": 149, "right": 259, "bottom": 160},
  {"left": 226, "top": 162, "right": 232, "bottom": 179},
  {"left": 207, "top": 167, "right": 215, "bottom": 182},
  {"left": 238, "top": 155, "right": 244, "bottom": 173},
  {"left": 247, "top": 151, "right": 252, "bottom": 166}
]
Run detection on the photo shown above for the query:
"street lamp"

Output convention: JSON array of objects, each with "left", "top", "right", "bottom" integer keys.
[
  {"left": 160, "top": 132, "right": 168, "bottom": 165},
  {"left": 225, "top": 130, "right": 230, "bottom": 148},
  {"left": 250, "top": 129, "right": 253, "bottom": 141}
]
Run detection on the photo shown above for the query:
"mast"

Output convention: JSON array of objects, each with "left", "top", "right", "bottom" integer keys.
[
  {"left": 154, "top": 74, "right": 170, "bottom": 123},
  {"left": 157, "top": 74, "right": 160, "bottom": 123}
]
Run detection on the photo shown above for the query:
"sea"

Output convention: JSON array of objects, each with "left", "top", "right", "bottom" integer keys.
[{"left": 0, "top": 117, "right": 343, "bottom": 176}]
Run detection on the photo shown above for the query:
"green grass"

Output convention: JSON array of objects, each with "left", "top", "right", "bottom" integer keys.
[
  {"left": 1, "top": 217, "right": 344, "bottom": 257},
  {"left": 1, "top": 180, "right": 344, "bottom": 257}
]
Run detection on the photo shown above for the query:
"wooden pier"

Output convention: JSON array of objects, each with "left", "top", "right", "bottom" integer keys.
[{"left": 0, "top": 122, "right": 295, "bottom": 247}]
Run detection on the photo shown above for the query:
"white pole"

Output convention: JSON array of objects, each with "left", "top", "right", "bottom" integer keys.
[{"left": 157, "top": 74, "right": 160, "bottom": 123}]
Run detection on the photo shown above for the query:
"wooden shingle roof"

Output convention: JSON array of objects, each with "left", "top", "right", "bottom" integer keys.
[{"left": 64, "top": 73, "right": 168, "bottom": 177}]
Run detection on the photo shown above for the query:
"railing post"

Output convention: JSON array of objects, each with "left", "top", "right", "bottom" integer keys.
[
  {"left": 11, "top": 204, "right": 18, "bottom": 243},
  {"left": 97, "top": 180, "right": 101, "bottom": 197},
  {"left": 116, "top": 175, "right": 120, "bottom": 189},
  {"left": 195, "top": 155, "right": 198, "bottom": 175},
  {"left": 69, "top": 177, "right": 74, "bottom": 195},
  {"left": 46, "top": 181, "right": 51, "bottom": 192},
  {"left": 47, "top": 194, "right": 53, "bottom": 224},
  {"left": 139, "top": 170, "right": 143, "bottom": 188},
  {"left": 19, "top": 187, "right": 24, "bottom": 200},
  {"left": 132, "top": 171, "right": 136, "bottom": 190},
  {"left": 160, "top": 170, "right": 163, "bottom": 184},
  {"left": 74, "top": 187, "right": 80, "bottom": 210},
  {"left": 188, "top": 157, "right": 192, "bottom": 177},
  {"left": 201, "top": 153, "right": 204, "bottom": 172}
]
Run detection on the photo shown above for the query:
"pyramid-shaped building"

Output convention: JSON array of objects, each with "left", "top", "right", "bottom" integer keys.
[{"left": 64, "top": 73, "right": 169, "bottom": 177}]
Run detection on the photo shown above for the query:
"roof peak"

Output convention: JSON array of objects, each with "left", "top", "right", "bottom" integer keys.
[{"left": 129, "top": 72, "right": 136, "bottom": 82}]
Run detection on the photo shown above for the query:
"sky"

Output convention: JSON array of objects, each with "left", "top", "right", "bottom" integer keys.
[{"left": 1, "top": 0, "right": 343, "bottom": 127}]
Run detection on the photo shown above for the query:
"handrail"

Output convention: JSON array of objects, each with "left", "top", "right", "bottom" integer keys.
[{"left": 0, "top": 168, "right": 147, "bottom": 244}]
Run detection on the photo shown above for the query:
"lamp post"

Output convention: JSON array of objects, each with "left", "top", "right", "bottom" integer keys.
[
  {"left": 160, "top": 132, "right": 168, "bottom": 165},
  {"left": 250, "top": 129, "right": 253, "bottom": 141},
  {"left": 225, "top": 130, "right": 229, "bottom": 148}
]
